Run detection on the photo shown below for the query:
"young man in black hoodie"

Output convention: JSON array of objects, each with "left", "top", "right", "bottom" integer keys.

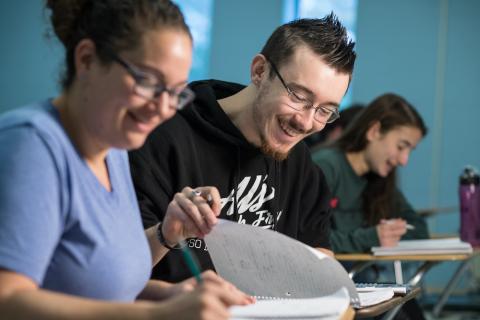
[{"left": 130, "top": 13, "right": 356, "bottom": 282}]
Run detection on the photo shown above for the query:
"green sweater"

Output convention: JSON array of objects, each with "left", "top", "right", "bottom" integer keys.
[{"left": 312, "top": 148, "right": 429, "bottom": 253}]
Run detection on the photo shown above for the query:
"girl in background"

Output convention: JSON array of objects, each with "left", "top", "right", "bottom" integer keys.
[
  {"left": 313, "top": 93, "right": 429, "bottom": 320},
  {"left": 313, "top": 93, "right": 429, "bottom": 252}
]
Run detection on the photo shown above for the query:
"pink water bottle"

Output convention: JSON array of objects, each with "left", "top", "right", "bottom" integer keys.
[{"left": 459, "top": 166, "right": 480, "bottom": 246}]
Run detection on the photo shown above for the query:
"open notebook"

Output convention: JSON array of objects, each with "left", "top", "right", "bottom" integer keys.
[
  {"left": 204, "top": 219, "right": 393, "bottom": 316},
  {"left": 231, "top": 289, "right": 392, "bottom": 319},
  {"left": 231, "top": 288, "right": 350, "bottom": 319}
]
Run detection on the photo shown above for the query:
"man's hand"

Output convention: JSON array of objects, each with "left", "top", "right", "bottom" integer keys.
[{"left": 162, "top": 186, "right": 222, "bottom": 246}]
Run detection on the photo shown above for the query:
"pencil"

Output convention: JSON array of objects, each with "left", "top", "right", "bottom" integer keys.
[{"left": 179, "top": 240, "right": 203, "bottom": 283}]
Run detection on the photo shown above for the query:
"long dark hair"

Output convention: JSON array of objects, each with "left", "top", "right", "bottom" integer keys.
[{"left": 336, "top": 93, "right": 428, "bottom": 225}]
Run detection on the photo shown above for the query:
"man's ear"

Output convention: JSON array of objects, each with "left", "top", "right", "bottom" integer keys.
[
  {"left": 74, "top": 39, "right": 97, "bottom": 77},
  {"left": 366, "top": 121, "right": 381, "bottom": 142},
  {"left": 250, "top": 54, "right": 268, "bottom": 86}
]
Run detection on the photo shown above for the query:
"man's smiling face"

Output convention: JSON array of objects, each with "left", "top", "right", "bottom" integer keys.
[{"left": 251, "top": 46, "right": 350, "bottom": 160}]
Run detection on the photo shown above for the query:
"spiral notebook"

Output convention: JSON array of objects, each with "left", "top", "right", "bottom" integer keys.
[
  {"left": 231, "top": 288, "right": 350, "bottom": 319},
  {"left": 204, "top": 220, "right": 394, "bottom": 314}
]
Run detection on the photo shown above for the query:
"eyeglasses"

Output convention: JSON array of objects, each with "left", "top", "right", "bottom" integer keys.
[
  {"left": 109, "top": 53, "right": 195, "bottom": 110},
  {"left": 267, "top": 59, "right": 340, "bottom": 123}
]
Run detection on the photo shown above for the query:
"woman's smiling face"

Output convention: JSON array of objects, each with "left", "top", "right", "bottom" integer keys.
[
  {"left": 82, "top": 29, "right": 192, "bottom": 150},
  {"left": 364, "top": 124, "right": 423, "bottom": 177}
]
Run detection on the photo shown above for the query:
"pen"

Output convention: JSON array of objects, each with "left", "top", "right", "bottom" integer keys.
[
  {"left": 192, "top": 189, "right": 213, "bottom": 206},
  {"left": 383, "top": 219, "right": 415, "bottom": 230},
  {"left": 405, "top": 224, "right": 415, "bottom": 230},
  {"left": 180, "top": 189, "right": 213, "bottom": 283},
  {"left": 179, "top": 239, "right": 203, "bottom": 283}
]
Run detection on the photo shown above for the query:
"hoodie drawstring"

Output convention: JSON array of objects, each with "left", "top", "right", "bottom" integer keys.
[
  {"left": 273, "top": 160, "right": 280, "bottom": 231},
  {"left": 233, "top": 147, "right": 240, "bottom": 223}
]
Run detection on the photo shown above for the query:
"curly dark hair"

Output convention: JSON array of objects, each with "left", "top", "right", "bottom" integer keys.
[{"left": 46, "top": 0, "right": 191, "bottom": 89}]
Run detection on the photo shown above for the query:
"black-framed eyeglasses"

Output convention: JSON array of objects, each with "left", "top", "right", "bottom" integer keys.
[
  {"left": 267, "top": 59, "right": 340, "bottom": 123},
  {"left": 109, "top": 53, "right": 195, "bottom": 110}
]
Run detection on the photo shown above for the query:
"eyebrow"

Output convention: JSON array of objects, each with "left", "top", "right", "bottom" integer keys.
[
  {"left": 133, "top": 62, "right": 166, "bottom": 81},
  {"left": 288, "top": 82, "right": 340, "bottom": 108},
  {"left": 399, "top": 140, "right": 415, "bottom": 149},
  {"left": 132, "top": 62, "right": 189, "bottom": 88}
]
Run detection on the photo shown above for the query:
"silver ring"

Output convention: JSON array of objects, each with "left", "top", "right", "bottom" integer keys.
[{"left": 191, "top": 190, "right": 202, "bottom": 198}]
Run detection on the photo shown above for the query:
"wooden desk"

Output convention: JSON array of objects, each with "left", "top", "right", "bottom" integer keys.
[
  {"left": 335, "top": 253, "right": 472, "bottom": 285},
  {"left": 355, "top": 287, "right": 420, "bottom": 318},
  {"left": 340, "top": 306, "right": 355, "bottom": 320},
  {"left": 336, "top": 251, "right": 477, "bottom": 319},
  {"left": 335, "top": 253, "right": 471, "bottom": 261}
]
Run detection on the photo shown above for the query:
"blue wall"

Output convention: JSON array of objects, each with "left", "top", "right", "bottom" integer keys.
[
  {"left": 0, "top": 1, "right": 62, "bottom": 112},
  {"left": 349, "top": 0, "right": 480, "bottom": 292},
  {"left": 209, "top": 0, "right": 283, "bottom": 85},
  {"left": 353, "top": 0, "right": 480, "bottom": 231},
  {"left": 353, "top": 0, "right": 440, "bottom": 212}
]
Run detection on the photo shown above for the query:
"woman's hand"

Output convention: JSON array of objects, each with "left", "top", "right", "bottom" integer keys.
[
  {"left": 376, "top": 218, "right": 407, "bottom": 247},
  {"left": 152, "top": 272, "right": 254, "bottom": 320},
  {"left": 157, "top": 270, "right": 238, "bottom": 298}
]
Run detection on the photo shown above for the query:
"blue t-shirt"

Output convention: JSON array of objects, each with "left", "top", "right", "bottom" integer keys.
[{"left": 0, "top": 101, "right": 151, "bottom": 301}]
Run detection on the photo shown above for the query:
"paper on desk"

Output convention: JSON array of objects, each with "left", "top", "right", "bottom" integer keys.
[
  {"left": 372, "top": 238, "right": 473, "bottom": 255},
  {"left": 357, "top": 289, "right": 395, "bottom": 307},
  {"left": 230, "top": 287, "right": 350, "bottom": 319},
  {"left": 204, "top": 219, "right": 359, "bottom": 305}
]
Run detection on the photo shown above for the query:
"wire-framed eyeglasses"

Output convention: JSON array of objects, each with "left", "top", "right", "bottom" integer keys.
[
  {"left": 109, "top": 53, "right": 195, "bottom": 110},
  {"left": 267, "top": 58, "right": 340, "bottom": 123}
]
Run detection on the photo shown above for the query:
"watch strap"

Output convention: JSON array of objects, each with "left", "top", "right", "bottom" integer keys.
[{"left": 156, "top": 222, "right": 184, "bottom": 250}]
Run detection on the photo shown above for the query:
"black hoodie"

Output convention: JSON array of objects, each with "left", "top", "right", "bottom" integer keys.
[{"left": 129, "top": 80, "right": 332, "bottom": 282}]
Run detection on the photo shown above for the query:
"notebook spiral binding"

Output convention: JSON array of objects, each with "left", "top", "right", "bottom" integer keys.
[
  {"left": 351, "top": 297, "right": 360, "bottom": 308},
  {"left": 254, "top": 295, "right": 293, "bottom": 300}
]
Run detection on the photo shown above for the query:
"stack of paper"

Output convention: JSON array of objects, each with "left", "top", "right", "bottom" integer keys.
[{"left": 372, "top": 238, "right": 473, "bottom": 256}]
